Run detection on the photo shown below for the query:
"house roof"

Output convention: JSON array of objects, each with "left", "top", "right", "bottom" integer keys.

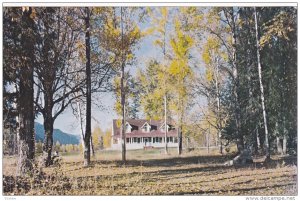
[
  {"left": 113, "top": 129, "right": 177, "bottom": 138},
  {"left": 112, "top": 119, "right": 177, "bottom": 138}
]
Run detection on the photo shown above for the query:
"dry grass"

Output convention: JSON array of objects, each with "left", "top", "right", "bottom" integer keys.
[{"left": 2, "top": 148, "right": 297, "bottom": 196}]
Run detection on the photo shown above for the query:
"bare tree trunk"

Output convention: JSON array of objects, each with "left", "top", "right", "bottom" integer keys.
[
  {"left": 43, "top": 107, "right": 54, "bottom": 167},
  {"left": 120, "top": 7, "right": 126, "bottom": 163},
  {"left": 275, "top": 122, "right": 283, "bottom": 155},
  {"left": 17, "top": 7, "right": 35, "bottom": 176},
  {"left": 76, "top": 100, "right": 85, "bottom": 153},
  {"left": 282, "top": 116, "right": 288, "bottom": 155},
  {"left": 276, "top": 137, "right": 283, "bottom": 155},
  {"left": 90, "top": 136, "right": 95, "bottom": 156},
  {"left": 14, "top": 116, "right": 19, "bottom": 155},
  {"left": 164, "top": 95, "right": 168, "bottom": 154},
  {"left": 254, "top": 7, "right": 270, "bottom": 159},
  {"left": 162, "top": 11, "right": 168, "bottom": 155},
  {"left": 177, "top": 96, "right": 183, "bottom": 155},
  {"left": 207, "top": 124, "right": 210, "bottom": 154},
  {"left": 84, "top": 7, "right": 91, "bottom": 167},
  {"left": 214, "top": 60, "right": 222, "bottom": 154},
  {"left": 178, "top": 125, "right": 183, "bottom": 155},
  {"left": 245, "top": 12, "right": 256, "bottom": 155},
  {"left": 216, "top": 98, "right": 222, "bottom": 154},
  {"left": 14, "top": 84, "right": 19, "bottom": 156},
  {"left": 163, "top": 56, "right": 168, "bottom": 154},
  {"left": 283, "top": 135, "right": 287, "bottom": 155},
  {"left": 255, "top": 125, "right": 260, "bottom": 154}
]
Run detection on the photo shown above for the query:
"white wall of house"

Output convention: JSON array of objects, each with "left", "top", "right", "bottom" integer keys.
[{"left": 111, "top": 137, "right": 178, "bottom": 150}]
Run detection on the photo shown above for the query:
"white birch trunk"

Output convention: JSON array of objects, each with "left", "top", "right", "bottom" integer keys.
[
  {"left": 283, "top": 135, "right": 287, "bottom": 155},
  {"left": 164, "top": 95, "right": 168, "bottom": 154},
  {"left": 254, "top": 7, "right": 270, "bottom": 158},
  {"left": 120, "top": 7, "right": 126, "bottom": 163},
  {"left": 214, "top": 58, "right": 222, "bottom": 154},
  {"left": 76, "top": 101, "right": 85, "bottom": 153}
]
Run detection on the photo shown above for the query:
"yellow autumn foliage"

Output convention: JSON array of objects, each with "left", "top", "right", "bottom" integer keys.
[{"left": 206, "top": 68, "right": 214, "bottom": 82}]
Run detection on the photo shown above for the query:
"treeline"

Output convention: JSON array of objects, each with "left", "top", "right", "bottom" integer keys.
[
  {"left": 35, "top": 126, "right": 111, "bottom": 154},
  {"left": 3, "top": 6, "right": 297, "bottom": 176},
  {"left": 118, "top": 7, "right": 297, "bottom": 157},
  {"left": 194, "top": 7, "right": 297, "bottom": 157}
]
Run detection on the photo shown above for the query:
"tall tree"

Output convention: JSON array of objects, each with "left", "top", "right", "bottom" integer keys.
[
  {"left": 34, "top": 8, "right": 84, "bottom": 166},
  {"left": 259, "top": 7, "right": 297, "bottom": 155},
  {"left": 199, "top": 35, "right": 228, "bottom": 154},
  {"left": 201, "top": 7, "right": 244, "bottom": 152},
  {"left": 237, "top": 7, "right": 261, "bottom": 154},
  {"left": 147, "top": 7, "right": 171, "bottom": 154},
  {"left": 105, "top": 7, "right": 142, "bottom": 162},
  {"left": 17, "top": 7, "right": 36, "bottom": 175},
  {"left": 69, "top": 7, "right": 120, "bottom": 161},
  {"left": 84, "top": 7, "right": 92, "bottom": 166},
  {"left": 253, "top": 7, "right": 270, "bottom": 159},
  {"left": 120, "top": 7, "right": 126, "bottom": 162},
  {"left": 168, "top": 17, "right": 194, "bottom": 155},
  {"left": 3, "top": 8, "right": 21, "bottom": 156}
]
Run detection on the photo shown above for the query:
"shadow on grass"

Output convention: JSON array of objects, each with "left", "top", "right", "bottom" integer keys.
[
  {"left": 174, "top": 182, "right": 296, "bottom": 195},
  {"left": 69, "top": 155, "right": 297, "bottom": 183},
  {"left": 90, "top": 154, "right": 297, "bottom": 168},
  {"left": 91, "top": 154, "right": 234, "bottom": 167},
  {"left": 61, "top": 154, "right": 297, "bottom": 181}
]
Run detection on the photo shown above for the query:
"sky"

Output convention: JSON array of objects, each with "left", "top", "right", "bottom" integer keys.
[{"left": 35, "top": 7, "right": 206, "bottom": 136}]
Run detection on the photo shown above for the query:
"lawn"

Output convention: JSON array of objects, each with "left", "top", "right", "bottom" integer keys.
[{"left": 2, "top": 148, "right": 297, "bottom": 196}]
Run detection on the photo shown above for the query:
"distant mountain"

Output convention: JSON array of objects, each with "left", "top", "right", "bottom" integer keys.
[{"left": 35, "top": 122, "right": 80, "bottom": 145}]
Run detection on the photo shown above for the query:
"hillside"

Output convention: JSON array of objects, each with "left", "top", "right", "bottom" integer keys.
[{"left": 35, "top": 122, "right": 79, "bottom": 145}]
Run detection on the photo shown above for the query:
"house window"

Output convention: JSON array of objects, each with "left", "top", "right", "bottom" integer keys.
[
  {"left": 142, "top": 123, "right": 150, "bottom": 132},
  {"left": 113, "top": 139, "right": 118, "bottom": 144},
  {"left": 137, "top": 138, "right": 141, "bottom": 143},
  {"left": 126, "top": 123, "right": 131, "bottom": 133},
  {"left": 126, "top": 138, "right": 130, "bottom": 144},
  {"left": 161, "top": 124, "right": 169, "bottom": 132},
  {"left": 169, "top": 137, "right": 173, "bottom": 143},
  {"left": 160, "top": 125, "right": 165, "bottom": 132},
  {"left": 174, "top": 137, "right": 178, "bottom": 143},
  {"left": 169, "top": 125, "right": 175, "bottom": 131}
]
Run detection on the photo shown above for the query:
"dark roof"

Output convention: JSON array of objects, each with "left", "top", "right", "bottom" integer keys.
[{"left": 112, "top": 119, "right": 177, "bottom": 138}]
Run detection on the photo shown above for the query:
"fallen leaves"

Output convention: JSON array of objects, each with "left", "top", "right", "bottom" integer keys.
[{"left": 3, "top": 154, "right": 297, "bottom": 196}]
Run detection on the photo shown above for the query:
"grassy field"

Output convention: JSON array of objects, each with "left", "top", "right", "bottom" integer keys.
[{"left": 3, "top": 148, "right": 297, "bottom": 196}]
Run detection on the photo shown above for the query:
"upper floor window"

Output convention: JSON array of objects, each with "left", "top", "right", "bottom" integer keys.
[
  {"left": 142, "top": 122, "right": 150, "bottom": 132},
  {"left": 125, "top": 123, "right": 132, "bottom": 133},
  {"left": 160, "top": 124, "right": 170, "bottom": 132}
]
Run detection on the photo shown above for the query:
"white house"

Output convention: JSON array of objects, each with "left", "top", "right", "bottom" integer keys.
[{"left": 111, "top": 119, "right": 178, "bottom": 150}]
